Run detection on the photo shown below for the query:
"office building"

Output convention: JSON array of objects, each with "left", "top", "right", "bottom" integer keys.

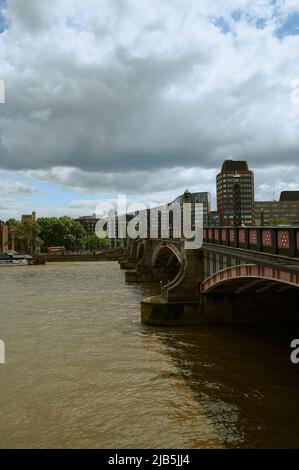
[
  {"left": 254, "top": 191, "right": 299, "bottom": 225},
  {"left": 217, "top": 160, "right": 254, "bottom": 226},
  {"left": 171, "top": 191, "right": 211, "bottom": 228}
]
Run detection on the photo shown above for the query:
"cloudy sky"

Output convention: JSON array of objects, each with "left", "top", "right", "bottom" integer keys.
[{"left": 0, "top": 0, "right": 298, "bottom": 219}]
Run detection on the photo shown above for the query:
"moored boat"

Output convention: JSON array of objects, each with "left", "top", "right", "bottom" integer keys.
[{"left": 0, "top": 252, "right": 34, "bottom": 266}]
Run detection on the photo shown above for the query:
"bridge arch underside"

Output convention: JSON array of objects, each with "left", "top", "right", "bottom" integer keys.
[
  {"left": 152, "top": 245, "right": 181, "bottom": 283},
  {"left": 203, "top": 276, "right": 299, "bottom": 295},
  {"left": 200, "top": 265, "right": 299, "bottom": 324}
]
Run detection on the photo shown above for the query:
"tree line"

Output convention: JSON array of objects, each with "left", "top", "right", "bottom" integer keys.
[{"left": 5, "top": 216, "right": 109, "bottom": 253}]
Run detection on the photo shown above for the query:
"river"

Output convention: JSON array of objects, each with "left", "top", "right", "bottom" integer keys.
[{"left": 0, "top": 261, "right": 299, "bottom": 448}]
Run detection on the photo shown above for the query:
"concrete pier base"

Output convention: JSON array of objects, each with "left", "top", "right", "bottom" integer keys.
[
  {"left": 141, "top": 296, "right": 203, "bottom": 326},
  {"left": 119, "top": 257, "right": 137, "bottom": 270},
  {"left": 141, "top": 291, "right": 299, "bottom": 326},
  {"left": 125, "top": 267, "right": 171, "bottom": 284},
  {"left": 120, "top": 261, "right": 136, "bottom": 270},
  {"left": 125, "top": 269, "right": 153, "bottom": 283}
]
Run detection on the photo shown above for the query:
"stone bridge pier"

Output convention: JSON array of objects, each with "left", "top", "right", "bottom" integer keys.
[
  {"left": 141, "top": 247, "right": 205, "bottom": 325},
  {"left": 120, "top": 239, "right": 205, "bottom": 325},
  {"left": 119, "top": 244, "right": 137, "bottom": 270}
]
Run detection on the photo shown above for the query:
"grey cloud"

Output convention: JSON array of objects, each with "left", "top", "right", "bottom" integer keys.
[
  {"left": 0, "top": 179, "right": 37, "bottom": 196},
  {"left": 15, "top": 164, "right": 299, "bottom": 219},
  {"left": 20, "top": 165, "right": 215, "bottom": 197},
  {"left": 21, "top": 163, "right": 299, "bottom": 202},
  {"left": 0, "top": 0, "right": 298, "bottom": 196},
  {"left": 0, "top": 178, "right": 37, "bottom": 219},
  {"left": 7, "top": 0, "right": 57, "bottom": 32}
]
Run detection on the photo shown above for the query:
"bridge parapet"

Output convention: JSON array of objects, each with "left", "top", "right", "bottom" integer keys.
[{"left": 204, "top": 227, "right": 299, "bottom": 258}]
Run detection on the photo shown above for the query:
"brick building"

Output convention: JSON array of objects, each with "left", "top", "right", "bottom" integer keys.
[
  {"left": 217, "top": 160, "right": 255, "bottom": 226},
  {"left": 75, "top": 214, "right": 100, "bottom": 233},
  {"left": 254, "top": 191, "right": 299, "bottom": 225},
  {"left": 0, "top": 221, "right": 9, "bottom": 253}
]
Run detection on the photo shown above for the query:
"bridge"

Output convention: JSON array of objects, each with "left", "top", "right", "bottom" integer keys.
[{"left": 119, "top": 225, "right": 299, "bottom": 325}]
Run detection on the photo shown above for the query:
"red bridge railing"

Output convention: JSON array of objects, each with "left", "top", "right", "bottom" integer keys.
[{"left": 203, "top": 227, "right": 299, "bottom": 258}]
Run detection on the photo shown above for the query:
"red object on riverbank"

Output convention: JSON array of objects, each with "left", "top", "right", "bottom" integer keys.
[{"left": 47, "top": 247, "right": 65, "bottom": 254}]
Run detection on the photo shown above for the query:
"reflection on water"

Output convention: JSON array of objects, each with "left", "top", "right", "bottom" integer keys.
[
  {"left": 146, "top": 325, "right": 299, "bottom": 448},
  {"left": 0, "top": 262, "right": 299, "bottom": 448}
]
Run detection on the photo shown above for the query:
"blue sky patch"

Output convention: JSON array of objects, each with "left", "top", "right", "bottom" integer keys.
[
  {"left": 0, "top": 0, "right": 7, "bottom": 33},
  {"left": 231, "top": 9, "right": 242, "bottom": 22},
  {"left": 0, "top": 17, "right": 5, "bottom": 34},
  {"left": 256, "top": 18, "right": 267, "bottom": 30},
  {"left": 275, "top": 12, "right": 299, "bottom": 39},
  {"left": 210, "top": 16, "right": 231, "bottom": 34}
]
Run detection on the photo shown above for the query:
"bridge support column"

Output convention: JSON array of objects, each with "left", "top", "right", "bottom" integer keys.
[
  {"left": 125, "top": 240, "right": 155, "bottom": 283},
  {"left": 141, "top": 249, "right": 204, "bottom": 326},
  {"left": 141, "top": 297, "right": 204, "bottom": 326},
  {"left": 119, "top": 259, "right": 136, "bottom": 270},
  {"left": 125, "top": 265, "right": 170, "bottom": 283},
  {"left": 118, "top": 244, "right": 137, "bottom": 270}
]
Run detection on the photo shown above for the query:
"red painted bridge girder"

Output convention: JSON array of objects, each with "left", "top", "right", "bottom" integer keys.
[{"left": 201, "top": 264, "right": 299, "bottom": 293}]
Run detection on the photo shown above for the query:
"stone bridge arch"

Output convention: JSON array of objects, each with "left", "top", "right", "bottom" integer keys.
[{"left": 152, "top": 242, "right": 182, "bottom": 267}]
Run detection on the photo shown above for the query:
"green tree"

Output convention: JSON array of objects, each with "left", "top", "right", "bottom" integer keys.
[
  {"left": 87, "top": 232, "right": 110, "bottom": 251},
  {"left": 6, "top": 218, "right": 43, "bottom": 254},
  {"left": 99, "top": 236, "right": 109, "bottom": 250},
  {"left": 267, "top": 217, "right": 290, "bottom": 226},
  {"left": 18, "top": 219, "right": 43, "bottom": 254},
  {"left": 5, "top": 218, "right": 19, "bottom": 227},
  {"left": 37, "top": 217, "right": 87, "bottom": 251},
  {"left": 5, "top": 219, "right": 20, "bottom": 252}
]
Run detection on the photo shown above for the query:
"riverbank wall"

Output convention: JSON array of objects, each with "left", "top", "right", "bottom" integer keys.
[{"left": 39, "top": 248, "right": 124, "bottom": 263}]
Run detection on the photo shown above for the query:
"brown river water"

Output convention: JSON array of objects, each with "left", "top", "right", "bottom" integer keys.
[{"left": 0, "top": 261, "right": 299, "bottom": 449}]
